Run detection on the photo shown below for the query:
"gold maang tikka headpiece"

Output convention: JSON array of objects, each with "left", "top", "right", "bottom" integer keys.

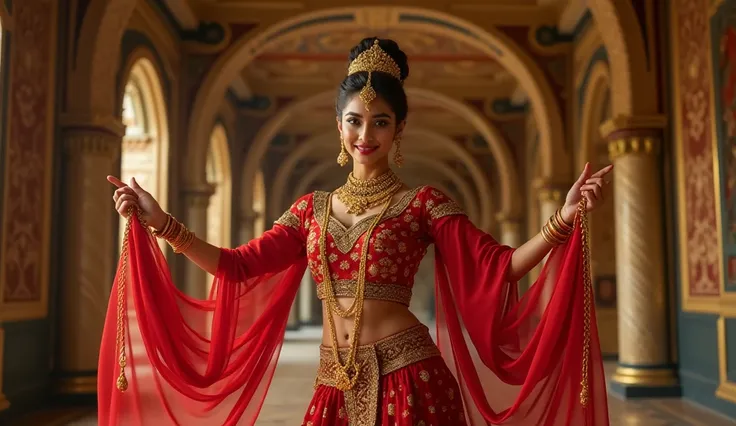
[{"left": 347, "top": 39, "right": 402, "bottom": 110}]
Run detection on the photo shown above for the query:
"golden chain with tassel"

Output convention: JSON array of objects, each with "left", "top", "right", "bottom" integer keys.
[
  {"left": 577, "top": 197, "right": 592, "bottom": 407},
  {"left": 318, "top": 192, "right": 394, "bottom": 390},
  {"left": 115, "top": 207, "right": 141, "bottom": 392}
]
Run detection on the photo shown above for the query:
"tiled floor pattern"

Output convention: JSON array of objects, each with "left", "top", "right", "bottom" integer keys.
[{"left": 22, "top": 341, "right": 736, "bottom": 425}]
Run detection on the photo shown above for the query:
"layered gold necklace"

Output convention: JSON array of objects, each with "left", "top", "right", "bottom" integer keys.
[
  {"left": 335, "top": 169, "right": 403, "bottom": 215},
  {"left": 319, "top": 170, "right": 403, "bottom": 390}
]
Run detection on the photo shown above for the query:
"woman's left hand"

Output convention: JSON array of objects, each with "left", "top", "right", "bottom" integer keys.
[{"left": 560, "top": 162, "right": 614, "bottom": 224}]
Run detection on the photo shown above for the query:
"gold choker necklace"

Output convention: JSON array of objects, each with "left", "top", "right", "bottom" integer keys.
[{"left": 336, "top": 170, "right": 403, "bottom": 215}]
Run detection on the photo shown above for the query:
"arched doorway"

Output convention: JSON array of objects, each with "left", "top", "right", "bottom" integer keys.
[
  {"left": 119, "top": 57, "right": 169, "bottom": 250},
  {"left": 205, "top": 123, "right": 232, "bottom": 288}
]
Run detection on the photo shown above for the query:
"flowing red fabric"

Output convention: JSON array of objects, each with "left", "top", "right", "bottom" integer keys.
[
  {"left": 97, "top": 216, "right": 308, "bottom": 425},
  {"left": 432, "top": 214, "right": 609, "bottom": 425},
  {"left": 98, "top": 205, "right": 609, "bottom": 425}
]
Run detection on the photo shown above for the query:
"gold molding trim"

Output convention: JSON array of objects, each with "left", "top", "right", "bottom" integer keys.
[
  {"left": 59, "top": 113, "right": 126, "bottom": 138},
  {"left": 64, "top": 132, "right": 122, "bottom": 156},
  {"left": 56, "top": 376, "right": 97, "bottom": 395},
  {"left": 599, "top": 114, "right": 668, "bottom": 140},
  {"left": 675, "top": 0, "right": 731, "bottom": 312},
  {"left": 717, "top": 316, "right": 736, "bottom": 403},
  {"left": 611, "top": 366, "right": 679, "bottom": 387},
  {"left": 537, "top": 189, "right": 564, "bottom": 203},
  {"left": 608, "top": 137, "right": 659, "bottom": 160}
]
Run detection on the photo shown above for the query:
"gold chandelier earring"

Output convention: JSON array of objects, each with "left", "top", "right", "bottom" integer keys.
[
  {"left": 393, "top": 135, "right": 404, "bottom": 167},
  {"left": 337, "top": 135, "right": 349, "bottom": 167}
]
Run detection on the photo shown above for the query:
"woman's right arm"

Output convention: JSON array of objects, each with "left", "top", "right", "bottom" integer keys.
[{"left": 109, "top": 175, "right": 311, "bottom": 279}]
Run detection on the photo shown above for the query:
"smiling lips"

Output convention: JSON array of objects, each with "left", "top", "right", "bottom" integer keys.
[{"left": 354, "top": 144, "right": 378, "bottom": 155}]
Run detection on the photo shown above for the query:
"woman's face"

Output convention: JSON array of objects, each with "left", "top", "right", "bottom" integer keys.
[{"left": 337, "top": 94, "right": 404, "bottom": 167}]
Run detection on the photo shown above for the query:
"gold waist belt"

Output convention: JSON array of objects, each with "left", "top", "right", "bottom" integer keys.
[
  {"left": 316, "top": 279, "right": 413, "bottom": 306},
  {"left": 314, "top": 324, "right": 441, "bottom": 426}
]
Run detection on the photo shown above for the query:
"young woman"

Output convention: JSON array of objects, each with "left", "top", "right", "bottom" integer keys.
[{"left": 99, "top": 38, "right": 612, "bottom": 425}]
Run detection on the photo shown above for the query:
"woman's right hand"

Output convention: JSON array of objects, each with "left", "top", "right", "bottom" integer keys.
[{"left": 108, "top": 176, "right": 167, "bottom": 230}]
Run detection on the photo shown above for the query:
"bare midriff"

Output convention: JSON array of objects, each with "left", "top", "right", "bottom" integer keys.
[{"left": 321, "top": 297, "right": 421, "bottom": 347}]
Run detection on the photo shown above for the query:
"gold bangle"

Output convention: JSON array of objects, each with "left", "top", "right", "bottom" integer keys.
[
  {"left": 553, "top": 209, "right": 573, "bottom": 233},
  {"left": 541, "top": 208, "right": 573, "bottom": 245},
  {"left": 541, "top": 224, "right": 566, "bottom": 245},
  {"left": 151, "top": 214, "right": 196, "bottom": 253}
]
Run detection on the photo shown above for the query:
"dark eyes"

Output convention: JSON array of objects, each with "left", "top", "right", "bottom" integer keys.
[{"left": 346, "top": 118, "right": 389, "bottom": 127}]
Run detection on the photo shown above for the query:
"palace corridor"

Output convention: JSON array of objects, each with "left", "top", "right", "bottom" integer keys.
[{"left": 1, "top": 0, "right": 736, "bottom": 424}]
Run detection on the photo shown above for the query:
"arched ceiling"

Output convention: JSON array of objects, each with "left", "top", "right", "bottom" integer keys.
[{"left": 244, "top": 29, "right": 516, "bottom": 99}]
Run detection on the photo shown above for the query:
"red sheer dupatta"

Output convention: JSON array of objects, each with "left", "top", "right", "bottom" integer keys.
[
  {"left": 97, "top": 214, "right": 308, "bottom": 426},
  {"left": 431, "top": 210, "right": 609, "bottom": 425}
]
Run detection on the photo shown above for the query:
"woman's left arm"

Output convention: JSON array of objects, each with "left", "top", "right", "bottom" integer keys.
[{"left": 507, "top": 162, "right": 613, "bottom": 281}]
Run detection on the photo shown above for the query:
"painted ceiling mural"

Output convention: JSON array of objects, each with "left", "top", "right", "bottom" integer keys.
[{"left": 246, "top": 29, "right": 512, "bottom": 88}]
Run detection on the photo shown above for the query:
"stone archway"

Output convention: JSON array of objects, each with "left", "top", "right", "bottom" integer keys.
[
  {"left": 241, "top": 88, "right": 518, "bottom": 234},
  {"left": 578, "top": 61, "right": 611, "bottom": 170},
  {"left": 588, "top": 0, "right": 658, "bottom": 115},
  {"left": 269, "top": 128, "right": 491, "bottom": 229},
  {"left": 118, "top": 54, "right": 171, "bottom": 253},
  {"left": 69, "top": 0, "right": 138, "bottom": 116},
  {"left": 187, "top": 6, "right": 566, "bottom": 193}
]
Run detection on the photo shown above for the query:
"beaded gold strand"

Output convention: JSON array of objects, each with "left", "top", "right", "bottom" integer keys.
[
  {"left": 115, "top": 207, "right": 141, "bottom": 392},
  {"left": 318, "top": 191, "right": 395, "bottom": 390},
  {"left": 577, "top": 197, "right": 593, "bottom": 406}
]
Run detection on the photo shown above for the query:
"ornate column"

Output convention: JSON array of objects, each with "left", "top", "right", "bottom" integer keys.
[
  {"left": 182, "top": 184, "right": 215, "bottom": 299},
  {"left": 56, "top": 117, "right": 124, "bottom": 397},
  {"left": 603, "top": 115, "right": 679, "bottom": 397}
]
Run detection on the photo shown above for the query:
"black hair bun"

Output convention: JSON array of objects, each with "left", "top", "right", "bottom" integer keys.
[{"left": 348, "top": 37, "right": 409, "bottom": 81}]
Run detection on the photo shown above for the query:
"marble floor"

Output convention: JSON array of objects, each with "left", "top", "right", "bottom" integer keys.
[{"left": 32, "top": 340, "right": 736, "bottom": 426}]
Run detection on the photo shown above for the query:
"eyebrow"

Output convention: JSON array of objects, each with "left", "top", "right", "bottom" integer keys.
[{"left": 345, "top": 112, "right": 392, "bottom": 119}]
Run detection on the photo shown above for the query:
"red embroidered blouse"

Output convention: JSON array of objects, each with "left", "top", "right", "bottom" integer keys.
[{"left": 272, "top": 185, "right": 467, "bottom": 306}]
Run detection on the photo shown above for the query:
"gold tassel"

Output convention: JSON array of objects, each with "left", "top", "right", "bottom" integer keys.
[
  {"left": 393, "top": 136, "right": 403, "bottom": 167},
  {"left": 115, "top": 207, "right": 135, "bottom": 392},
  {"left": 337, "top": 135, "right": 349, "bottom": 167}
]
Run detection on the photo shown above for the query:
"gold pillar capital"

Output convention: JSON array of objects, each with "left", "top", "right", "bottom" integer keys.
[
  {"left": 494, "top": 213, "right": 523, "bottom": 226},
  {"left": 607, "top": 136, "right": 660, "bottom": 160},
  {"left": 533, "top": 180, "right": 570, "bottom": 203},
  {"left": 600, "top": 114, "right": 666, "bottom": 161},
  {"left": 182, "top": 184, "right": 216, "bottom": 208},
  {"left": 599, "top": 114, "right": 667, "bottom": 140},
  {"left": 60, "top": 113, "right": 126, "bottom": 138}
]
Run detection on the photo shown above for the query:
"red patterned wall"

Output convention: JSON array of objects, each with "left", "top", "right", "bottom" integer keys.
[
  {"left": 675, "top": 0, "right": 721, "bottom": 296},
  {"left": 1, "top": 0, "right": 56, "bottom": 303}
]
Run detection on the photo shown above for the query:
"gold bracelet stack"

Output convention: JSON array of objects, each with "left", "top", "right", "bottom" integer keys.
[
  {"left": 151, "top": 214, "right": 196, "bottom": 253},
  {"left": 541, "top": 208, "right": 574, "bottom": 245}
]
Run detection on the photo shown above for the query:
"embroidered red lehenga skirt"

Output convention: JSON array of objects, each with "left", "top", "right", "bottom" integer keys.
[{"left": 302, "top": 324, "right": 466, "bottom": 426}]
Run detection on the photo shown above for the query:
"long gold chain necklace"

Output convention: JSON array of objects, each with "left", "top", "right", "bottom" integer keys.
[
  {"left": 318, "top": 190, "right": 396, "bottom": 391},
  {"left": 335, "top": 170, "right": 402, "bottom": 215}
]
